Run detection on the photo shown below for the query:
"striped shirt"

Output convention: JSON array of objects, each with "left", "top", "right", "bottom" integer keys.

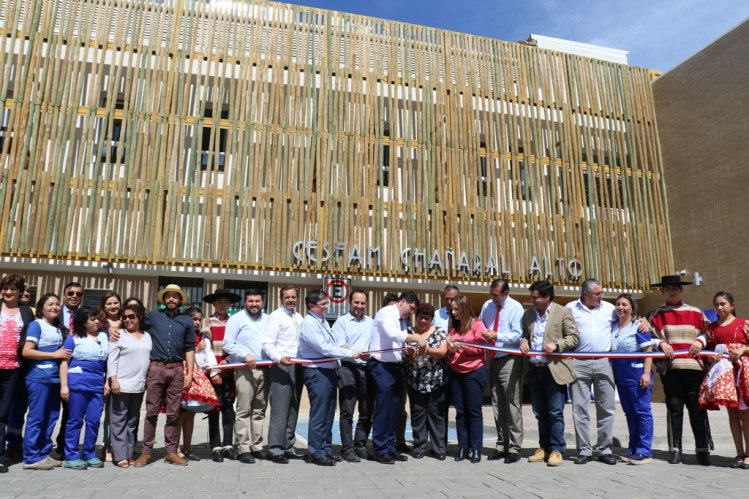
[{"left": 651, "top": 302, "right": 708, "bottom": 371}]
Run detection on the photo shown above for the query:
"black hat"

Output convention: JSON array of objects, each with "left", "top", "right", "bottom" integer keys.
[
  {"left": 202, "top": 288, "right": 241, "bottom": 304},
  {"left": 650, "top": 275, "right": 692, "bottom": 288}
]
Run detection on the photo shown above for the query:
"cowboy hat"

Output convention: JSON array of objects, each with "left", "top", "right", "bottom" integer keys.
[
  {"left": 156, "top": 284, "right": 189, "bottom": 304},
  {"left": 650, "top": 275, "right": 692, "bottom": 287},
  {"left": 202, "top": 288, "right": 241, "bottom": 304}
]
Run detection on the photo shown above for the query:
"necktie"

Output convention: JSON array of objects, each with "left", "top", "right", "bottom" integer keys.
[
  {"left": 490, "top": 307, "right": 500, "bottom": 358},
  {"left": 68, "top": 308, "right": 75, "bottom": 330}
]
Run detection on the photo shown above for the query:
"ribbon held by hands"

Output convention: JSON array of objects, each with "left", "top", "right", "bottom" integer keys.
[
  {"left": 204, "top": 346, "right": 411, "bottom": 371},
  {"left": 452, "top": 340, "right": 729, "bottom": 360}
]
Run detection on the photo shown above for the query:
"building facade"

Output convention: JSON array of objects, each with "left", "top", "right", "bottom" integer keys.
[
  {"left": 0, "top": 0, "right": 673, "bottom": 310},
  {"left": 652, "top": 18, "right": 749, "bottom": 309}
]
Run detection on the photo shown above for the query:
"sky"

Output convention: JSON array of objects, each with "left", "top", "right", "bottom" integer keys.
[{"left": 277, "top": 0, "right": 749, "bottom": 71}]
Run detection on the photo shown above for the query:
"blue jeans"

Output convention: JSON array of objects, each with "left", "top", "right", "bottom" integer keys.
[
  {"left": 449, "top": 368, "right": 486, "bottom": 451},
  {"left": 65, "top": 389, "right": 104, "bottom": 461},
  {"left": 367, "top": 359, "right": 403, "bottom": 456},
  {"left": 302, "top": 367, "right": 337, "bottom": 459},
  {"left": 23, "top": 380, "right": 61, "bottom": 464},
  {"left": 528, "top": 365, "right": 567, "bottom": 454}
]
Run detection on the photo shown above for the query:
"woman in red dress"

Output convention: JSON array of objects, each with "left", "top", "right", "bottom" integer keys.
[{"left": 691, "top": 291, "right": 749, "bottom": 468}]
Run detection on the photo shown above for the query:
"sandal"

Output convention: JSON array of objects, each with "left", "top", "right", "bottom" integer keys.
[
  {"left": 742, "top": 457, "right": 749, "bottom": 470},
  {"left": 116, "top": 460, "right": 130, "bottom": 469}
]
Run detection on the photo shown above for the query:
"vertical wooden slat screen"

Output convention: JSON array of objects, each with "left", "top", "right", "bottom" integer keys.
[{"left": 0, "top": 0, "right": 673, "bottom": 289}]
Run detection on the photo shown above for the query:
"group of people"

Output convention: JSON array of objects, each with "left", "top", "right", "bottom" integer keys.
[{"left": 0, "top": 272, "right": 747, "bottom": 474}]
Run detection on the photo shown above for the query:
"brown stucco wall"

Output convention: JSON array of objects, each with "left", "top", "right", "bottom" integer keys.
[{"left": 652, "top": 19, "right": 749, "bottom": 309}]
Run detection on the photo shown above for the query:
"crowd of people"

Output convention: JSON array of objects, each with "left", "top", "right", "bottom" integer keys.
[{"left": 0, "top": 272, "right": 747, "bottom": 473}]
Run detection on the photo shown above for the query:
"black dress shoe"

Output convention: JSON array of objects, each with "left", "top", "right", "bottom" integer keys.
[
  {"left": 390, "top": 452, "right": 408, "bottom": 462},
  {"left": 223, "top": 448, "right": 238, "bottom": 460},
  {"left": 470, "top": 449, "right": 481, "bottom": 463},
  {"left": 599, "top": 454, "right": 617, "bottom": 465},
  {"left": 668, "top": 450, "right": 682, "bottom": 464},
  {"left": 487, "top": 450, "right": 507, "bottom": 461},
  {"left": 374, "top": 453, "right": 395, "bottom": 465},
  {"left": 251, "top": 450, "right": 267, "bottom": 460},
  {"left": 504, "top": 453, "right": 522, "bottom": 464},
  {"left": 455, "top": 449, "right": 467, "bottom": 462},
  {"left": 308, "top": 455, "right": 336, "bottom": 466},
  {"left": 285, "top": 450, "right": 305, "bottom": 460},
  {"left": 237, "top": 452, "right": 256, "bottom": 464},
  {"left": 574, "top": 454, "right": 593, "bottom": 464},
  {"left": 354, "top": 447, "right": 368, "bottom": 460},
  {"left": 342, "top": 450, "right": 361, "bottom": 463},
  {"left": 270, "top": 454, "right": 289, "bottom": 464},
  {"left": 0, "top": 464, "right": 7, "bottom": 474},
  {"left": 211, "top": 450, "right": 224, "bottom": 463},
  {"left": 696, "top": 451, "right": 711, "bottom": 466},
  {"left": 430, "top": 449, "right": 446, "bottom": 461},
  {"left": 412, "top": 451, "right": 425, "bottom": 459},
  {"left": 396, "top": 443, "right": 412, "bottom": 453},
  {"left": 327, "top": 453, "right": 342, "bottom": 463}
]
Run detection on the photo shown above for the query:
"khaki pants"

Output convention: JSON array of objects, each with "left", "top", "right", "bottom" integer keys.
[{"left": 234, "top": 367, "right": 269, "bottom": 454}]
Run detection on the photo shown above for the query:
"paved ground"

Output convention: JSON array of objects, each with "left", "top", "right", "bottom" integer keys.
[{"left": 2, "top": 402, "right": 748, "bottom": 498}]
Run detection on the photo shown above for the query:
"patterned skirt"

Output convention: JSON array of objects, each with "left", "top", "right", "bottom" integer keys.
[
  {"left": 180, "top": 362, "right": 221, "bottom": 413},
  {"left": 698, "top": 343, "right": 749, "bottom": 410}
]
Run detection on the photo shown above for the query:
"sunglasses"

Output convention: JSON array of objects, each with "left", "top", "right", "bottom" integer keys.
[
  {"left": 122, "top": 314, "right": 137, "bottom": 321},
  {"left": 66, "top": 291, "right": 83, "bottom": 297}
]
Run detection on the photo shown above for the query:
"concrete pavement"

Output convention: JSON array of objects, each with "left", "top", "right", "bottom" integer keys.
[{"left": 1, "top": 402, "right": 747, "bottom": 498}]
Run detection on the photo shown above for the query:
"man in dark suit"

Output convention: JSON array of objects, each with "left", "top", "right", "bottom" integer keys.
[{"left": 519, "top": 280, "right": 579, "bottom": 467}]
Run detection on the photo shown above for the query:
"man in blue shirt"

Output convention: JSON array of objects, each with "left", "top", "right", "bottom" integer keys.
[
  {"left": 299, "top": 290, "right": 364, "bottom": 466},
  {"left": 433, "top": 285, "right": 458, "bottom": 330},
  {"left": 480, "top": 279, "right": 524, "bottom": 463},
  {"left": 223, "top": 289, "right": 268, "bottom": 464},
  {"left": 332, "top": 289, "right": 374, "bottom": 462},
  {"left": 133, "top": 284, "right": 195, "bottom": 468}
]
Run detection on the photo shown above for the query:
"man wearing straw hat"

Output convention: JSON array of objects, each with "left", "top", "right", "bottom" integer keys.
[
  {"left": 200, "top": 288, "right": 241, "bottom": 463},
  {"left": 649, "top": 274, "right": 712, "bottom": 466},
  {"left": 133, "top": 284, "right": 195, "bottom": 467}
]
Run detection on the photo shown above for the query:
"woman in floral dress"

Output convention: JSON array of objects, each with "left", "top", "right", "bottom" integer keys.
[
  {"left": 404, "top": 303, "right": 448, "bottom": 460},
  {"left": 691, "top": 291, "right": 749, "bottom": 468}
]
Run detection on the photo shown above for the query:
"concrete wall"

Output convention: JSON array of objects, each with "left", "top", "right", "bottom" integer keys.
[{"left": 652, "top": 19, "right": 749, "bottom": 309}]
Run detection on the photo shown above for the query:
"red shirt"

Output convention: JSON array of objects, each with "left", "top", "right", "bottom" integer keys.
[
  {"left": 706, "top": 317, "right": 748, "bottom": 348},
  {"left": 448, "top": 319, "right": 487, "bottom": 373},
  {"left": 0, "top": 311, "right": 23, "bottom": 369}
]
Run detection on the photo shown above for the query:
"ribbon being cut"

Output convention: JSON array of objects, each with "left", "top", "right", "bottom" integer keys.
[
  {"left": 451, "top": 340, "right": 729, "bottom": 360},
  {"left": 205, "top": 347, "right": 411, "bottom": 371}
]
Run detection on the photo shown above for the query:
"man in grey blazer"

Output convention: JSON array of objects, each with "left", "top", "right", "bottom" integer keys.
[{"left": 519, "top": 280, "right": 579, "bottom": 467}]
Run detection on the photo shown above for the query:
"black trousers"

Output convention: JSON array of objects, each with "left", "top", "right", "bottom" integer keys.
[
  {"left": 661, "top": 369, "right": 711, "bottom": 452},
  {"left": 338, "top": 362, "right": 373, "bottom": 453},
  {"left": 407, "top": 384, "right": 447, "bottom": 455},
  {"left": 208, "top": 373, "right": 236, "bottom": 450}
]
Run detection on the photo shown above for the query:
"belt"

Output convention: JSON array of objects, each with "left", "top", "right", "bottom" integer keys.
[
  {"left": 529, "top": 362, "right": 549, "bottom": 368},
  {"left": 341, "top": 360, "right": 366, "bottom": 368},
  {"left": 150, "top": 360, "right": 182, "bottom": 368}
]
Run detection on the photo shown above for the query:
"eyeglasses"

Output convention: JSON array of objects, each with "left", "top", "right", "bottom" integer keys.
[
  {"left": 315, "top": 301, "right": 329, "bottom": 307},
  {"left": 122, "top": 314, "right": 137, "bottom": 321},
  {"left": 66, "top": 291, "right": 83, "bottom": 297}
]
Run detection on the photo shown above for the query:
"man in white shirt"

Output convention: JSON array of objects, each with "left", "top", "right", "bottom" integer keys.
[
  {"left": 367, "top": 291, "right": 426, "bottom": 464},
  {"left": 261, "top": 285, "right": 304, "bottom": 464},
  {"left": 433, "top": 285, "right": 458, "bottom": 330},
  {"left": 224, "top": 289, "right": 268, "bottom": 465},
  {"left": 566, "top": 278, "right": 618, "bottom": 465},
  {"left": 332, "top": 290, "right": 374, "bottom": 462},
  {"left": 480, "top": 279, "right": 524, "bottom": 463}
]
